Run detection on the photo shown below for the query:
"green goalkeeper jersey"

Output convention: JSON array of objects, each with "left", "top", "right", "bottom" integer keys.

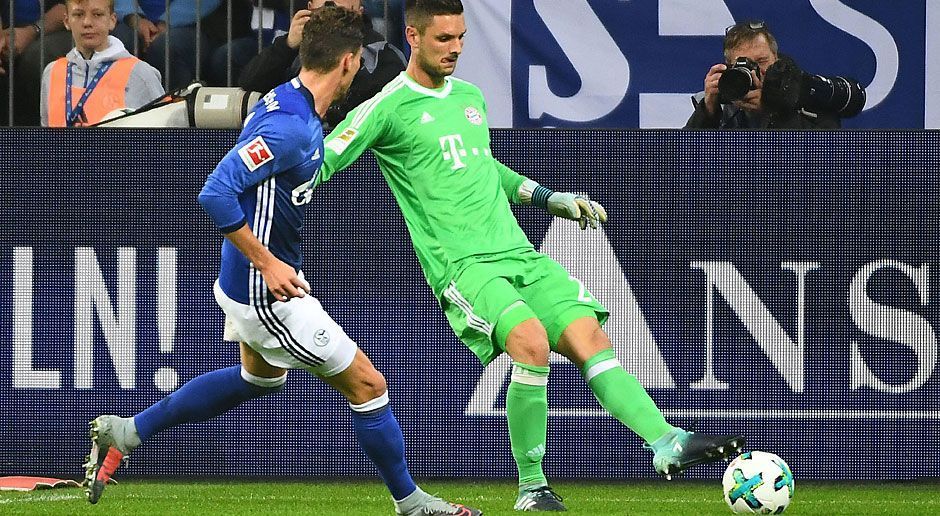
[{"left": 321, "top": 71, "right": 533, "bottom": 296}]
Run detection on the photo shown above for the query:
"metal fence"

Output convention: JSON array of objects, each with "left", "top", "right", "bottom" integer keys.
[{"left": 1, "top": 0, "right": 402, "bottom": 126}]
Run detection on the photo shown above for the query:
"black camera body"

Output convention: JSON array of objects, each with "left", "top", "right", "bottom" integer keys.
[{"left": 717, "top": 56, "right": 762, "bottom": 103}]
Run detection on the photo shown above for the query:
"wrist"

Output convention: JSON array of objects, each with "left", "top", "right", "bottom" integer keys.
[
  {"left": 30, "top": 22, "right": 41, "bottom": 37},
  {"left": 705, "top": 100, "right": 718, "bottom": 116},
  {"left": 702, "top": 94, "right": 720, "bottom": 116},
  {"left": 518, "top": 179, "right": 554, "bottom": 208}
]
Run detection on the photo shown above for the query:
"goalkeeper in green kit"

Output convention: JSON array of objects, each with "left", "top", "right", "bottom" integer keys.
[{"left": 320, "top": 0, "right": 744, "bottom": 511}]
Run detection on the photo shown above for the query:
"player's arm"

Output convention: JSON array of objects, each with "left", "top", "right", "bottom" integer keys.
[
  {"left": 319, "top": 95, "right": 391, "bottom": 185},
  {"left": 494, "top": 159, "right": 527, "bottom": 203},
  {"left": 198, "top": 116, "right": 311, "bottom": 301},
  {"left": 518, "top": 178, "right": 608, "bottom": 230},
  {"left": 495, "top": 159, "right": 608, "bottom": 230},
  {"left": 222, "top": 224, "right": 310, "bottom": 302},
  {"left": 479, "top": 88, "right": 607, "bottom": 230}
]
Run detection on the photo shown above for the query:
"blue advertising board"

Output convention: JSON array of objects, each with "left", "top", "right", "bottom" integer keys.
[
  {"left": 457, "top": 0, "right": 939, "bottom": 129},
  {"left": 0, "top": 128, "right": 938, "bottom": 481}
]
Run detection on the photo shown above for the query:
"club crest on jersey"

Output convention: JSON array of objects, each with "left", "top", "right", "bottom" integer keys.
[
  {"left": 314, "top": 329, "right": 330, "bottom": 347},
  {"left": 238, "top": 136, "right": 274, "bottom": 172},
  {"left": 465, "top": 106, "right": 483, "bottom": 125}
]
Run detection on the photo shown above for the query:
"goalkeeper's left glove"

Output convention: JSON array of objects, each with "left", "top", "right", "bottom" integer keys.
[{"left": 518, "top": 179, "right": 608, "bottom": 230}]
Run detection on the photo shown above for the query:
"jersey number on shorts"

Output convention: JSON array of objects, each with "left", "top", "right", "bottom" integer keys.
[{"left": 570, "top": 276, "right": 594, "bottom": 303}]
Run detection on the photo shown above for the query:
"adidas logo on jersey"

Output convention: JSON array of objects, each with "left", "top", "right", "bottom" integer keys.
[
  {"left": 421, "top": 112, "right": 435, "bottom": 124},
  {"left": 311, "top": 148, "right": 321, "bottom": 160}
]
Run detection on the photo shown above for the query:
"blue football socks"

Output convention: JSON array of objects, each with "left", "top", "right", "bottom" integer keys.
[
  {"left": 349, "top": 393, "right": 417, "bottom": 501},
  {"left": 134, "top": 365, "right": 283, "bottom": 441}
]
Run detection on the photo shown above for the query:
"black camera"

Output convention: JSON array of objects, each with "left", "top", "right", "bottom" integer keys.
[
  {"left": 762, "top": 55, "right": 866, "bottom": 118},
  {"left": 717, "top": 57, "right": 762, "bottom": 102}
]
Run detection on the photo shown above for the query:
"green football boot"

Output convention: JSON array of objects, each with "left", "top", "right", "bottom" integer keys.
[
  {"left": 514, "top": 486, "right": 566, "bottom": 511},
  {"left": 648, "top": 427, "right": 745, "bottom": 479}
]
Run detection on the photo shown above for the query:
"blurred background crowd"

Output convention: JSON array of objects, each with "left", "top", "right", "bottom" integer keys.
[{"left": 0, "top": 0, "right": 404, "bottom": 126}]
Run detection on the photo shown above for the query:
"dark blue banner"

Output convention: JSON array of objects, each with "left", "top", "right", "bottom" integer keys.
[
  {"left": 1, "top": 128, "right": 938, "bottom": 481},
  {"left": 458, "top": 0, "right": 938, "bottom": 129}
]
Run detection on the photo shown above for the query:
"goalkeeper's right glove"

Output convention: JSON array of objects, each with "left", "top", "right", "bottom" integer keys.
[{"left": 518, "top": 179, "right": 608, "bottom": 230}]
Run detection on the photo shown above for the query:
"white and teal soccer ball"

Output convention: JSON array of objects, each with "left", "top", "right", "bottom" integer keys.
[{"left": 722, "top": 451, "right": 795, "bottom": 514}]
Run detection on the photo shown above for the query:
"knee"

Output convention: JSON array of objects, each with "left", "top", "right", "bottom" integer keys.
[
  {"left": 348, "top": 367, "right": 388, "bottom": 405},
  {"left": 506, "top": 320, "right": 550, "bottom": 366},
  {"left": 557, "top": 317, "right": 612, "bottom": 367},
  {"left": 587, "top": 324, "right": 611, "bottom": 349}
]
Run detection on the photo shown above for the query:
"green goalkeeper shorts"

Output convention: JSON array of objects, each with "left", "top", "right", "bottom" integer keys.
[{"left": 440, "top": 248, "right": 609, "bottom": 365}]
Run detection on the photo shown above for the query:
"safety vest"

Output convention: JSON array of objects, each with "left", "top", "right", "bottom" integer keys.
[{"left": 47, "top": 57, "right": 139, "bottom": 127}]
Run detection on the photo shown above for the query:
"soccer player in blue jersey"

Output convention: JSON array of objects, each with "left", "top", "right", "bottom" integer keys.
[{"left": 82, "top": 6, "right": 480, "bottom": 516}]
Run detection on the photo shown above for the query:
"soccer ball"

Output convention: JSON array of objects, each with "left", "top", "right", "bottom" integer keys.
[{"left": 722, "top": 451, "right": 794, "bottom": 514}]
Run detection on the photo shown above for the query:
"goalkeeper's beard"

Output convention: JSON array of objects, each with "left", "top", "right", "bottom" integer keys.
[{"left": 418, "top": 53, "right": 457, "bottom": 83}]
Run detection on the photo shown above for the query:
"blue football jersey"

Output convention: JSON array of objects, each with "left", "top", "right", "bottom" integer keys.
[{"left": 199, "top": 78, "right": 324, "bottom": 305}]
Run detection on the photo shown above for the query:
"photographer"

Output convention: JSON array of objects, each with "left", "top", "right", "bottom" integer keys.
[{"left": 685, "top": 20, "right": 865, "bottom": 129}]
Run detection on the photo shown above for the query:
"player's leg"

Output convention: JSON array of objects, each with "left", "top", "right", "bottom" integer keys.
[
  {"left": 501, "top": 318, "right": 565, "bottom": 511},
  {"left": 519, "top": 253, "right": 674, "bottom": 443},
  {"left": 553, "top": 315, "right": 744, "bottom": 478},
  {"left": 85, "top": 343, "right": 286, "bottom": 503},
  {"left": 135, "top": 344, "right": 288, "bottom": 441},
  {"left": 554, "top": 317, "right": 673, "bottom": 445},
  {"left": 267, "top": 291, "right": 478, "bottom": 516},
  {"left": 313, "top": 343, "right": 480, "bottom": 515},
  {"left": 520, "top": 251, "right": 744, "bottom": 477},
  {"left": 441, "top": 266, "right": 563, "bottom": 511},
  {"left": 85, "top": 281, "right": 296, "bottom": 503}
]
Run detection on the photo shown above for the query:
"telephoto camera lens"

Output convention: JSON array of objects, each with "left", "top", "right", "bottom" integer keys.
[{"left": 800, "top": 75, "right": 867, "bottom": 118}]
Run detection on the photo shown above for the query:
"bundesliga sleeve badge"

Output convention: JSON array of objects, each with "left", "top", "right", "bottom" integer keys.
[
  {"left": 238, "top": 136, "right": 275, "bottom": 172},
  {"left": 325, "top": 128, "right": 358, "bottom": 155}
]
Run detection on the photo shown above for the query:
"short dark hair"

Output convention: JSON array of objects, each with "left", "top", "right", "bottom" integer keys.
[
  {"left": 723, "top": 21, "right": 778, "bottom": 63},
  {"left": 299, "top": 5, "right": 364, "bottom": 72},
  {"left": 405, "top": 0, "right": 464, "bottom": 33}
]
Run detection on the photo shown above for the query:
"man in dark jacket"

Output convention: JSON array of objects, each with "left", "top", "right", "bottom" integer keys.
[
  {"left": 685, "top": 21, "right": 842, "bottom": 129},
  {"left": 239, "top": 0, "right": 405, "bottom": 130}
]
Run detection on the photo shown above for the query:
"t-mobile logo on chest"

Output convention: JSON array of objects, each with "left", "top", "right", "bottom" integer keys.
[
  {"left": 439, "top": 134, "right": 467, "bottom": 170},
  {"left": 439, "top": 134, "right": 493, "bottom": 170}
]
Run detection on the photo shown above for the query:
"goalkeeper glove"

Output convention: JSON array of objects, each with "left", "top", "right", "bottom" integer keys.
[{"left": 518, "top": 179, "right": 608, "bottom": 230}]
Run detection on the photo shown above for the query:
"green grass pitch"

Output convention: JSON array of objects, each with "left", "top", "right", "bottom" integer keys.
[{"left": 2, "top": 479, "right": 938, "bottom": 515}]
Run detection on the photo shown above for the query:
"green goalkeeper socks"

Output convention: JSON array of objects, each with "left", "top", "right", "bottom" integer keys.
[
  {"left": 582, "top": 348, "right": 673, "bottom": 444},
  {"left": 506, "top": 362, "right": 550, "bottom": 489}
]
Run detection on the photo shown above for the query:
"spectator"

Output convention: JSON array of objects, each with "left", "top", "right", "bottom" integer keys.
[
  {"left": 207, "top": 0, "right": 292, "bottom": 87},
  {"left": 362, "top": 0, "right": 403, "bottom": 50},
  {"left": 113, "top": 0, "right": 254, "bottom": 91},
  {"left": 0, "top": 0, "right": 74, "bottom": 125},
  {"left": 685, "top": 20, "right": 860, "bottom": 129},
  {"left": 239, "top": 0, "right": 405, "bottom": 130},
  {"left": 1, "top": 0, "right": 37, "bottom": 123},
  {"left": 10, "top": 1, "right": 74, "bottom": 125},
  {"left": 0, "top": 0, "right": 41, "bottom": 76},
  {"left": 41, "top": 0, "right": 164, "bottom": 126}
]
